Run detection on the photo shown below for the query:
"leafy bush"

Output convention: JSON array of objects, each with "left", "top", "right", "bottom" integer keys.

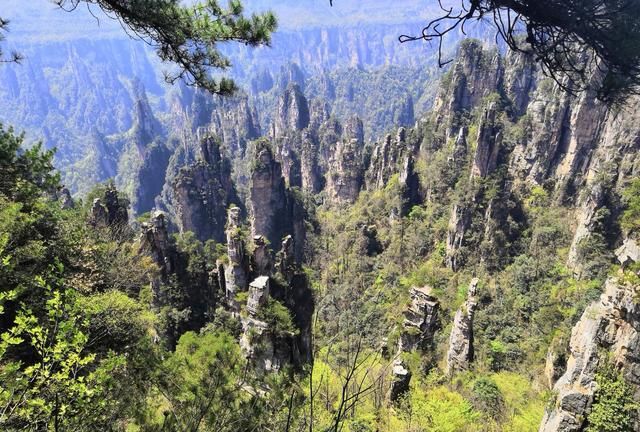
[
  {"left": 258, "top": 298, "right": 298, "bottom": 336},
  {"left": 586, "top": 361, "right": 639, "bottom": 432},
  {"left": 471, "top": 377, "right": 504, "bottom": 418},
  {"left": 621, "top": 178, "right": 640, "bottom": 235}
]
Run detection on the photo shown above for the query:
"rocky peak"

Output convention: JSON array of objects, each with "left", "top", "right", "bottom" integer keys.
[
  {"left": 471, "top": 103, "right": 502, "bottom": 178},
  {"left": 206, "top": 94, "right": 261, "bottom": 155},
  {"left": 249, "top": 141, "right": 290, "bottom": 248},
  {"left": 139, "top": 210, "right": 172, "bottom": 274},
  {"left": 251, "top": 235, "right": 272, "bottom": 277},
  {"left": 390, "top": 359, "right": 412, "bottom": 402},
  {"left": 503, "top": 50, "right": 537, "bottom": 116},
  {"left": 199, "top": 134, "right": 222, "bottom": 166},
  {"left": 399, "top": 286, "right": 440, "bottom": 353},
  {"left": 132, "top": 92, "right": 160, "bottom": 148},
  {"left": 343, "top": 116, "right": 365, "bottom": 145},
  {"left": 326, "top": 137, "right": 364, "bottom": 204},
  {"left": 445, "top": 202, "right": 471, "bottom": 271},
  {"left": 300, "top": 130, "right": 323, "bottom": 194},
  {"left": 399, "top": 154, "right": 420, "bottom": 215},
  {"left": 276, "top": 235, "right": 296, "bottom": 281},
  {"left": 309, "top": 98, "right": 331, "bottom": 130},
  {"left": 225, "top": 206, "right": 249, "bottom": 311},
  {"left": 446, "top": 278, "right": 480, "bottom": 374},
  {"left": 433, "top": 39, "right": 503, "bottom": 135},
  {"left": 90, "top": 185, "right": 128, "bottom": 228},
  {"left": 246, "top": 276, "right": 270, "bottom": 317},
  {"left": 277, "top": 62, "right": 305, "bottom": 92},
  {"left": 57, "top": 186, "right": 74, "bottom": 210},
  {"left": 365, "top": 130, "right": 408, "bottom": 191},
  {"left": 273, "top": 83, "right": 310, "bottom": 138},
  {"left": 170, "top": 136, "right": 239, "bottom": 243}
]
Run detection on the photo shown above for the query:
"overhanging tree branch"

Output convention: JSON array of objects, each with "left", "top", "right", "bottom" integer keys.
[
  {"left": 2, "top": 0, "right": 277, "bottom": 95},
  {"left": 397, "top": 0, "right": 640, "bottom": 104},
  {"left": 331, "top": 0, "right": 640, "bottom": 104}
]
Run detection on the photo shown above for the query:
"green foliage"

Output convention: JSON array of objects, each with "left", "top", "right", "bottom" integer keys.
[
  {"left": 0, "top": 280, "right": 119, "bottom": 430},
  {"left": 621, "top": 178, "right": 640, "bottom": 234},
  {"left": 0, "top": 129, "right": 156, "bottom": 429},
  {"left": 586, "top": 361, "right": 639, "bottom": 432},
  {"left": 0, "top": 123, "right": 58, "bottom": 206},
  {"left": 148, "top": 331, "right": 245, "bottom": 431},
  {"left": 258, "top": 298, "right": 298, "bottom": 336},
  {"left": 471, "top": 376, "right": 504, "bottom": 418}
]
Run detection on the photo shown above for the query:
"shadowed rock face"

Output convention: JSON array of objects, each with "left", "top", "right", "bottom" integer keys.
[
  {"left": 90, "top": 186, "right": 129, "bottom": 229},
  {"left": 471, "top": 103, "right": 501, "bottom": 179},
  {"left": 274, "top": 83, "right": 310, "bottom": 138},
  {"left": 390, "top": 359, "right": 412, "bottom": 402},
  {"left": 249, "top": 141, "right": 290, "bottom": 248},
  {"left": 139, "top": 211, "right": 171, "bottom": 274},
  {"left": 326, "top": 137, "right": 364, "bottom": 204},
  {"left": 432, "top": 39, "right": 504, "bottom": 138},
  {"left": 446, "top": 278, "right": 479, "bottom": 375},
  {"left": 399, "top": 286, "right": 440, "bottom": 353},
  {"left": 171, "top": 136, "right": 240, "bottom": 243}
]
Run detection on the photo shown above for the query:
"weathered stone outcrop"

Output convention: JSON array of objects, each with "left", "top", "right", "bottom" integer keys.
[
  {"left": 249, "top": 141, "right": 290, "bottom": 247},
  {"left": 444, "top": 126, "right": 469, "bottom": 188},
  {"left": 246, "top": 276, "right": 270, "bottom": 315},
  {"left": 225, "top": 206, "right": 249, "bottom": 311},
  {"left": 503, "top": 50, "right": 537, "bottom": 116},
  {"left": 366, "top": 131, "right": 406, "bottom": 191},
  {"left": 432, "top": 39, "right": 503, "bottom": 137},
  {"left": 326, "top": 137, "right": 364, "bottom": 204},
  {"left": 324, "top": 119, "right": 365, "bottom": 204},
  {"left": 139, "top": 210, "right": 172, "bottom": 274},
  {"left": 540, "top": 274, "right": 640, "bottom": 431},
  {"left": 471, "top": 103, "right": 501, "bottom": 178},
  {"left": 240, "top": 244, "right": 314, "bottom": 372},
  {"left": 343, "top": 116, "right": 365, "bottom": 145},
  {"left": 390, "top": 359, "right": 412, "bottom": 402},
  {"left": 567, "top": 183, "right": 607, "bottom": 275},
  {"left": 90, "top": 185, "right": 129, "bottom": 228},
  {"left": 276, "top": 63, "right": 305, "bottom": 93},
  {"left": 138, "top": 211, "right": 174, "bottom": 303},
  {"left": 446, "top": 278, "right": 479, "bottom": 374},
  {"left": 251, "top": 235, "right": 272, "bottom": 277},
  {"left": 275, "top": 235, "right": 296, "bottom": 281},
  {"left": 446, "top": 203, "right": 472, "bottom": 271},
  {"left": 399, "top": 154, "right": 420, "bottom": 215},
  {"left": 273, "top": 83, "right": 310, "bottom": 138},
  {"left": 309, "top": 98, "right": 331, "bottom": 130},
  {"left": 112, "top": 83, "right": 171, "bottom": 215},
  {"left": 300, "top": 130, "right": 324, "bottom": 193},
  {"left": 617, "top": 238, "right": 640, "bottom": 268},
  {"left": 57, "top": 186, "right": 74, "bottom": 210},
  {"left": 399, "top": 286, "right": 439, "bottom": 352},
  {"left": 208, "top": 94, "right": 261, "bottom": 155},
  {"left": 171, "top": 136, "right": 240, "bottom": 243}
]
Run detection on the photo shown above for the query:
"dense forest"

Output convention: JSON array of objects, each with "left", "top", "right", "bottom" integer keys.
[{"left": 1, "top": 1, "right": 640, "bottom": 431}]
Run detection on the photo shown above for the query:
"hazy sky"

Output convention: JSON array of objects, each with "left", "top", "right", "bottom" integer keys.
[{"left": 2, "top": 0, "right": 437, "bottom": 43}]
